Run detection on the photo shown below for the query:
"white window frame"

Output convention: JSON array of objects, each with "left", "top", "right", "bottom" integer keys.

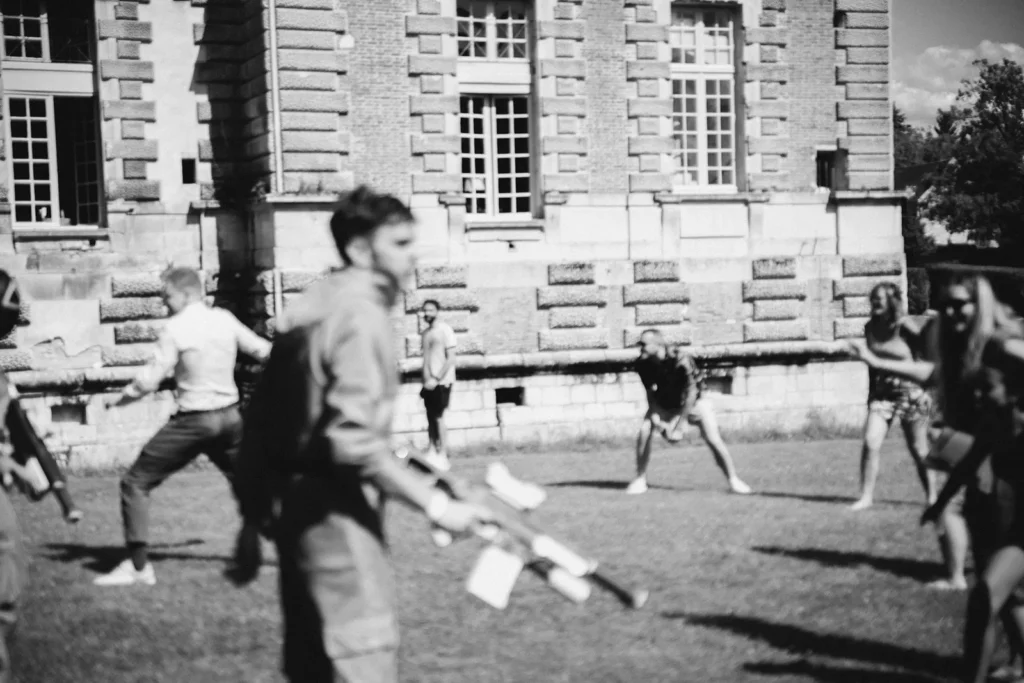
[
  {"left": 4, "top": 93, "right": 103, "bottom": 229},
  {"left": 457, "top": 0, "right": 530, "bottom": 62},
  {"left": 668, "top": 6, "right": 739, "bottom": 193},
  {"left": 460, "top": 94, "right": 534, "bottom": 221},
  {"left": 5, "top": 94, "right": 60, "bottom": 227}
]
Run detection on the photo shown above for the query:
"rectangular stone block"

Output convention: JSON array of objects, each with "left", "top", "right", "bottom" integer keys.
[
  {"left": 742, "top": 280, "right": 806, "bottom": 301},
  {"left": 636, "top": 304, "right": 685, "bottom": 325},
  {"left": 836, "top": 0, "right": 887, "bottom": 11},
  {"left": 843, "top": 255, "right": 902, "bottom": 277},
  {"left": 836, "top": 29, "right": 889, "bottom": 47},
  {"left": 843, "top": 297, "right": 871, "bottom": 318},
  {"left": 748, "top": 100, "right": 790, "bottom": 119},
  {"left": 100, "top": 298, "right": 166, "bottom": 322},
  {"left": 839, "top": 136, "right": 890, "bottom": 154},
  {"left": 745, "top": 64, "right": 790, "bottom": 83},
  {"left": 624, "top": 23, "right": 667, "bottom": 42},
  {"left": 837, "top": 65, "right": 888, "bottom": 83},
  {"left": 405, "top": 289, "right": 479, "bottom": 313},
  {"left": 119, "top": 81, "right": 142, "bottom": 100},
  {"left": 846, "top": 47, "right": 888, "bottom": 64},
  {"left": 847, "top": 172, "right": 890, "bottom": 190},
  {"left": 634, "top": 260, "right": 679, "bottom": 283},
  {"left": 410, "top": 135, "right": 460, "bottom": 154},
  {"left": 417, "top": 0, "right": 441, "bottom": 14},
  {"left": 744, "top": 321, "right": 808, "bottom": 342},
  {"left": 753, "top": 300, "right": 802, "bottom": 321},
  {"left": 281, "top": 131, "right": 349, "bottom": 153},
  {"left": 541, "top": 98, "right": 587, "bottom": 116},
  {"left": 281, "top": 91, "right": 349, "bottom": 113},
  {"left": 276, "top": 9, "right": 347, "bottom": 32},
  {"left": 846, "top": 83, "right": 888, "bottom": 100},
  {"left": 114, "top": 323, "right": 161, "bottom": 344},
  {"left": 539, "top": 59, "right": 585, "bottom": 78},
  {"left": 832, "top": 276, "right": 899, "bottom": 299},
  {"left": 99, "top": 60, "right": 154, "bottom": 82},
  {"left": 626, "top": 62, "right": 670, "bottom": 80},
  {"left": 537, "top": 286, "right": 608, "bottom": 309},
  {"left": 102, "top": 100, "right": 156, "bottom": 121},
  {"left": 416, "top": 264, "right": 467, "bottom": 288},
  {"left": 622, "top": 283, "right": 689, "bottom": 306},
  {"left": 117, "top": 40, "right": 140, "bottom": 59},
  {"left": 548, "top": 262, "right": 596, "bottom": 285},
  {"left": 629, "top": 174, "right": 672, "bottom": 192},
  {"left": 106, "top": 180, "right": 159, "bottom": 201},
  {"left": 838, "top": 101, "right": 889, "bottom": 119},
  {"left": 408, "top": 55, "right": 456, "bottom": 75},
  {"left": 106, "top": 140, "right": 158, "bottom": 161},
  {"left": 539, "top": 20, "right": 585, "bottom": 40},
  {"left": 627, "top": 99, "right": 672, "bottom": 117},
  {"left": 405, "top": 15, "right": 456, "bottom": 35},
  {"left": 544, "top": 174, "right": 589, "bottom": 193},
  {"left": 277, "top": 29, "right": 336, "bottom": 50},
  {"left": 538, "top": 329, "right": 608, "bottom": 352},
  {"left": 411, "top": 174, "right": 461, "bottom": 193},
  {"left": 98, "top": 20, "right": 152, "bottom": 41},
  {"left": 748, "top": 137, "right": 790, "bottom": 154},
  {"left": 628, "top": 137, "right": 673, "bottom": 155},
  {"left": 745, "top": 28, "right": 787, "bottom": 46},
  {"left": 847, "top": 119, "right": 890, "bottom": 136},
  {"left": 410, "top": 96, "right": 459, "bottom": 114},
  {"left": 834, "top": 318, "right": 869, "bottom": 339},
  {"left": 121, "top": 120, "right": 145, "bottom": 139},
  {"left": 123, "top": 160, "right": 146, "bottom": 179},
  {"left": 843, "top": 13, "right": 888, "bottom": 28},
  {"left": 279, "top": 72, "right": 337, "bottom": 91},
  {"left": 847, "top": 154, "right": 890, "bottom": 172},
  {"left": 752, "top": 257, "right": 797, "bottom": 280},
  {"left": 623, "top": 326, "right": 692, "bottom": 347},
  {"left": 112, "top": 274, "right": 162, "bottom": 297},
  {"left": 550, "top": 306, "right": 599, "bottom": 329},
  {"left": 277, "top": 50, "right": 348, "bottom": 72},
  {"left": 542, "top": 136, "right": 588, "bottom": 155}
]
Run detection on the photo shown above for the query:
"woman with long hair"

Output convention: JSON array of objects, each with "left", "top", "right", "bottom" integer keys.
[
  {"left": 849, "top": 282, "right": 935, "bottom": 512},
  {"left": 852, "top": 273, "right": 1024, "bottom": 683}
]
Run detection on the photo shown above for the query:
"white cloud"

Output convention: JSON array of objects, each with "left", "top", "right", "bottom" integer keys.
[{"left": 893, "top": 40, "right": 1024, "bottom": 129}]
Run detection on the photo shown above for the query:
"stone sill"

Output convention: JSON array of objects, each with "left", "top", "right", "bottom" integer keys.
[
  {"left": 465, "top": 220, "right": 544, "bottom": 242},
  {"left": 13, "top": 228, "right": 109, "bottom": 243},
  {"left": 260, "top": 193, "right": 340, "bottom": 206},
  {"left": 397, "top": 340, "right": 855, "bottom": 376},
  {"left": 654, "top": 192, "right": 770, "bottom": 205},
  {"left": 833, "top": 190, "right": 913, "bottom": 202}
]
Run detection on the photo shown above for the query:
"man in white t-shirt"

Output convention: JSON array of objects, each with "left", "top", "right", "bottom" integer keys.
[{"left": 420, "top": 299, "right": 457, "bottom": 470}]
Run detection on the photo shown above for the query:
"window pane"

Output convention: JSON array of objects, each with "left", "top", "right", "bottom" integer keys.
[
  {"left": 513, "top": 43, "right": 526, "bottom": 58},
  {"left": 9, "top": 98, "right": 25, "bottom": 118},
  {"left": 35, "top": 183, "right": 49, "bottom": 200},
  {"left": 36, "top": 204, "right": 50, "bottom": 221},
  {"left": 28, "top": 98, "right": 44, "bottom": 117},
  {"left": 13, "top": 163, "right": 29, "bottom": 180},
  {"left": 516, "top": 197, "right": 530, "bottom": 213},
  {"left": 513, "top": 138, "right": 528, "bottom": 154},
  {"left": 496, "top": 117, "right": 509, "bottom": 134},
  {"left": 497, "top": 158, "right": 510, "bottom": 175},
  {"left": 497, "top": 138, "right": 509, "bottom": 154},
  {"left": 11, "top": 142, "right": 27, "bottom": 159},
  {"left": 512, "top": 98, "right": 527, "bottom": 114},
  {"left": 23, "top": 19, "right": 40, "bottom": 38},
  {"left": 498, "top": 197, "right": 511, "bottom": 213},
  {"left": 24, "top": 39, "right": 40, "bottom": 58},
  {"left": 31, "top": 141, "right": 47, "bottom": 159},
  {"left": 515, "top": 177, "right": 529, "bottom": 192},
  {"left": 708, "top": 170, "right": 720, "bottom": 185},
  {"left": 14, "top": 205, "right": 30, "bottom": 222},
  {"left": 686, "top": 81, "right": 696, "bottom": 95},
  {"left": 13, "top": 185, "right": 29, "bottom": 201},
  {"left": 474, "top": 158, "right": 485, "bottom": 173},
  {"left": 30, "top": 121, "right": 46, "bottom": 138},
  {"left": 473, "top": 139, "right": 484, "bottom": 155},
  {"left": 33, "top": 162, "right": 48, "bottom": 179}
]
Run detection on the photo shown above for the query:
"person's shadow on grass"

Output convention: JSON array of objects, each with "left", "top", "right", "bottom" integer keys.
[
  {"left": 39, "top": 540, "right": 240, "bottom": 574},
  {"left": 546, "top": 480, "right": 699, "bottom": 493},
  {"left": 751, "top": 546, "right": 946, "bottom": 583},
  {"left": 665, "top": 612, "right": 956, "bottom": 681},
  {"left": 753, "top": 491, "right": 920, "bottom": 507}
]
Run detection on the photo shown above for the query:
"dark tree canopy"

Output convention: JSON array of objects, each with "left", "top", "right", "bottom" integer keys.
[{"left": 920, "top": 59, "right": 1024, "bottom": 255}]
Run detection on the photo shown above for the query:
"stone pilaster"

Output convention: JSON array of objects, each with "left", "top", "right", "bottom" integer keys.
[
  {"left": 540, "top": 1, "right": 588, "bottom": 195},
  {"left": 99, "top": 13, "right": 159, "bottom": 201},
  {"left": 745, "top": 0, "right": 792, "bottom": 191},
  {"left": 407, "top": 1, "right": 460, "bottom": 196},
  {"left": 835, "top": 0, "right": 892, "bottom": 190},
  {"left": 624, "top": 0, "right": 671, "bottom": 195},
  {"left": 743, "top": 257, "right": 809, "bottom": 342}
]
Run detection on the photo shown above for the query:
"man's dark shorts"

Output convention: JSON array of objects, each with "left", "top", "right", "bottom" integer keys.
[{"left": 420, "top": 385, "right": 452, "bottom": 417}]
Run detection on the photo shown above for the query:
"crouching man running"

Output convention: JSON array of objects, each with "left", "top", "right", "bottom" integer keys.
[{"left": 627, "top": 329, "right": 752, "bottom": 496}]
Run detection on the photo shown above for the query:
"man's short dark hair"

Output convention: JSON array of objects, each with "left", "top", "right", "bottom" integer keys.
[
  {"left": 161, "top": 266, "right": 203, "bottom": 295},
  {"left": 422, "top": 299, "right": 441, "bottom": 310},
  {"left": 330, "top": 185, "right": 414, "bottom": 264}
]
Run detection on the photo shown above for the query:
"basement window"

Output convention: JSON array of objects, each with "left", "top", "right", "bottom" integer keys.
[
  {"left": 815, "top": 149, "right": 847, "bottom": 191},
  {"left": 495, "top": 387, "right": 525, "bottom": 406}
]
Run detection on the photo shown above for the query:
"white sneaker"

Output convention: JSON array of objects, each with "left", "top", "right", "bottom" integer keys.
[
  {"left": 625, "top": 478, "right": 649, "bottom": 495},
  {"left": 93, "top": 559, "right": 156, "bottom": 587},
  {"left": 728, "top": 477, "right": 752, "bottom": 495}
]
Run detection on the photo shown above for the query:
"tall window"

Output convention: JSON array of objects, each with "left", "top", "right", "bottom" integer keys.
[
  {"left": 457, "top": 0, "right": 528, "bottom": 60},
  {"left": 669, "top": 8, "right": 737, "bottom": 189},
  {"left": 460, "top": 95, "right": 531, "bottom": 217},
  {"left": 2, "top": 0, "right": 101, "bottom": 228}
]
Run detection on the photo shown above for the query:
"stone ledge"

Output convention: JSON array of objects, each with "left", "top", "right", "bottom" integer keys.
[
  {"left": 744, "top": 320, "right": 808, "bottom": 343},
  {"left": 832, "top": 276, "right": 900, "bottom": 299},
  {"left": 634, "top": 260, "right": 679, "bottom": 283},
  {"left": 752, "top": 257, "right": 797, "bottom": 280},
  {"left": 405, "top": 289, "right": 479, "bottom": 313},
  {"left": 622, "top": 282, "right": 689, "bottom": 306},
  {"left": 548, "top": 262, "right": 595, "bottom": 285},
  {"left": 843, "top": 255, "right": 902, "bottom": 277},
  {"left": 537, "top": 286, "right": 607, "bottom": 309},
  {"left": 416, "top": 264, "right": 467, "bottom": 289},
  {"left": 539, "top": 328, "right": 609, "bottom": 352},
  {"left": 742, "top": 280, "right": 806, "bottom": 301}
]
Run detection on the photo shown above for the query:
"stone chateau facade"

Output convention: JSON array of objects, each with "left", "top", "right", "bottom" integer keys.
[{"left": 0, "top": 0, "right": 901, "bottom": 468}]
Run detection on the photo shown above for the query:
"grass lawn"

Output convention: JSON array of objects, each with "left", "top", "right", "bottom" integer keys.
[{"left": 11, "top": 438, "right": 969, "bottom": 683}]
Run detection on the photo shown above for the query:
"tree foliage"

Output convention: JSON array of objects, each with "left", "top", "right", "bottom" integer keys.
[{"left": 920, "top": 59, "right": 1024, "bottom": 255}]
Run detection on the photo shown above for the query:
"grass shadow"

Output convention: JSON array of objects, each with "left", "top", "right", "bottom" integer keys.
[
  {"left": 752, "top": 546, "right": 943, "bottom": 583},
  {"left": 545, "top": 479, "right": 697, "bottom": 493},
  {"left": 744, "top": 659, "right": 949, "bottom": 683},
  {"left": 665, "top": 612, "right": 956, "bottom": 679},
  {"left": 39, "top": 539, "right": 247, "bottom": 573},
  {"left": 754, "top": 490, "right": 920, "bottom": 508}
]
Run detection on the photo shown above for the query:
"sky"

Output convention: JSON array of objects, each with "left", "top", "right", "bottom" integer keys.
[{"left": 892, "top": 0, "right": 1024, "bottom": 129}]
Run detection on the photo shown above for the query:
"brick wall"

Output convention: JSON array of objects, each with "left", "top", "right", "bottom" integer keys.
[{"left": 582, "top": 0, "right": 626, "bottom": 194}]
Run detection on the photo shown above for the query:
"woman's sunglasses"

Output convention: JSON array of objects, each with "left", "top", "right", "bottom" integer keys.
[{"left": 943, "top": 298, "right": 971, "bottom": 313}]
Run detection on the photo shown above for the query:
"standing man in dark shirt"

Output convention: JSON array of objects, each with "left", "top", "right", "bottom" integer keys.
[{"left": 627, "top": 329, "right": 752, "bottom": 495}]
